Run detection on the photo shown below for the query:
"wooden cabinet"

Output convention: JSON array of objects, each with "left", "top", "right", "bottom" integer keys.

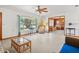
[{"left": 65, "top": 36, "right": 79, "bottom": 48}]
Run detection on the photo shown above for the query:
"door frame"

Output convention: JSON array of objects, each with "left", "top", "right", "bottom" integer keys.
[
  {"left": 48, "top": 16, "right": 65, "bottom": 35},
  {"left": 0, "top": 12, "right": 2, "bottom": 40}
]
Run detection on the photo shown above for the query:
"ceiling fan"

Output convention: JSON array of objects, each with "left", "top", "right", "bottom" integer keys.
[{"left": 36, "top": 5, "right": 48, "bottom": 14}]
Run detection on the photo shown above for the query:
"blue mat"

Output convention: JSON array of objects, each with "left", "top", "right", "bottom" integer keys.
[{"left": 60, "top": 44, "right": 79, "bottom": 53}]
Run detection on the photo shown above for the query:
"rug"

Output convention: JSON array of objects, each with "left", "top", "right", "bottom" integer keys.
[{"left": 60, "top": 44, "right": 79, "bottom": 53}]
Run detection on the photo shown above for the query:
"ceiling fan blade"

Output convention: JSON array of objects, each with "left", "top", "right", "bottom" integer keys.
[
  {"left": 42, "top": 8, "right": 47, "bottom": 10},
  {"left": 36, "top": 9, "right": 40, "bottom": 11},
  {"left": 43, "top": 10, "right": 48, "bottom": 12},
  {"left": 40, "top": 8, "right": 47, "bottom": 11}
]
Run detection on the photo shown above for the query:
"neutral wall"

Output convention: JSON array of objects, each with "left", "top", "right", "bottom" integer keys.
[
  {"left": 0, "top": 6, "right": 35, "bottom": 38},
  {"left": 47, "top": 7, "right": 79, "bottom": 36}
]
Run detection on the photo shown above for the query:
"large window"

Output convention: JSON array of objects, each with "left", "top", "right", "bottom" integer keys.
[{"left": 18, "top": 15, "right": 37, "bottom": 36}]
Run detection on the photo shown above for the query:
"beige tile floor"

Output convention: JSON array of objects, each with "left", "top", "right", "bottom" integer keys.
[{"left": 0, "top": 30, "right": 65, "bottom": 53}]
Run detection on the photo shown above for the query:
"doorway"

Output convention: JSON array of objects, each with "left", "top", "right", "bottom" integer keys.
[
  {"left": 0, "top": 12, "right": 2, "bottom": 40},
  {"left": 48, "top": 16, "right": 65, "bottom": 32}
]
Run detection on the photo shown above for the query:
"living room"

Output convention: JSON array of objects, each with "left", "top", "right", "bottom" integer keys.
[{"left": 0, "top": 5, "right": 79, "bottom": 53}]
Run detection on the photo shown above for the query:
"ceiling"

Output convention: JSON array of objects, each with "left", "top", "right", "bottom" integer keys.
[
  {"left": 0, "top": 5, "right": 79, "bottom": 16},
  {"left": 12, "top": 5, "right": 79, "bottom": 15}
]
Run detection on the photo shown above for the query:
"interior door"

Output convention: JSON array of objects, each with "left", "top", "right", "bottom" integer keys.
[{"left": 0, "top": 12, "right": 2, "bottom": 40}]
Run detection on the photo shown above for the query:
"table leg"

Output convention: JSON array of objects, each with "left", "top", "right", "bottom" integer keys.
[
  {"left": 18, "top": 46, "right": 20, "bottom": 53},
  {"left": 70, "top": 29, "right": 71, "bottom": 35},
  {"left": 11, "top": 43, "right": 12, "bottom": 48},
  {"left": 23, "top": 45, "right": 25, "bottom": 52},
  {"left": 11, "top": 40, "right": 13, "bottom": 48},
  {"left": 30, "top": 42, "right": 31, "bottom": 53}
]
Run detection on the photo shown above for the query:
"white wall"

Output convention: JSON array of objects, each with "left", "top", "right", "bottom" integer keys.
[
  {"left": 65, "top": 8, "right": 79, "bottom": 36},
  {"left": 46, "top": 6, "right": 79, "bottom": 36},
  {"left": 35, "top": 6, "right": 79, "bottom": 35},
  {"left": 0, "top": 6, "right": 35, "bottom": 38}
]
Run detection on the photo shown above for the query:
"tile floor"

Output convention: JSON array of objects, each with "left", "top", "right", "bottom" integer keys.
[{"left": 0, "top": 30, "right": 65, "bottom": 53}]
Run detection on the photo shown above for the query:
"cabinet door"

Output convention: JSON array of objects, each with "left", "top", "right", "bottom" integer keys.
[
  {"left": 0, "top": 13, "right": 2, "bottom": 40},
  {"left": 65, "top": 37, "right": 79, "bottom": 48}
]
